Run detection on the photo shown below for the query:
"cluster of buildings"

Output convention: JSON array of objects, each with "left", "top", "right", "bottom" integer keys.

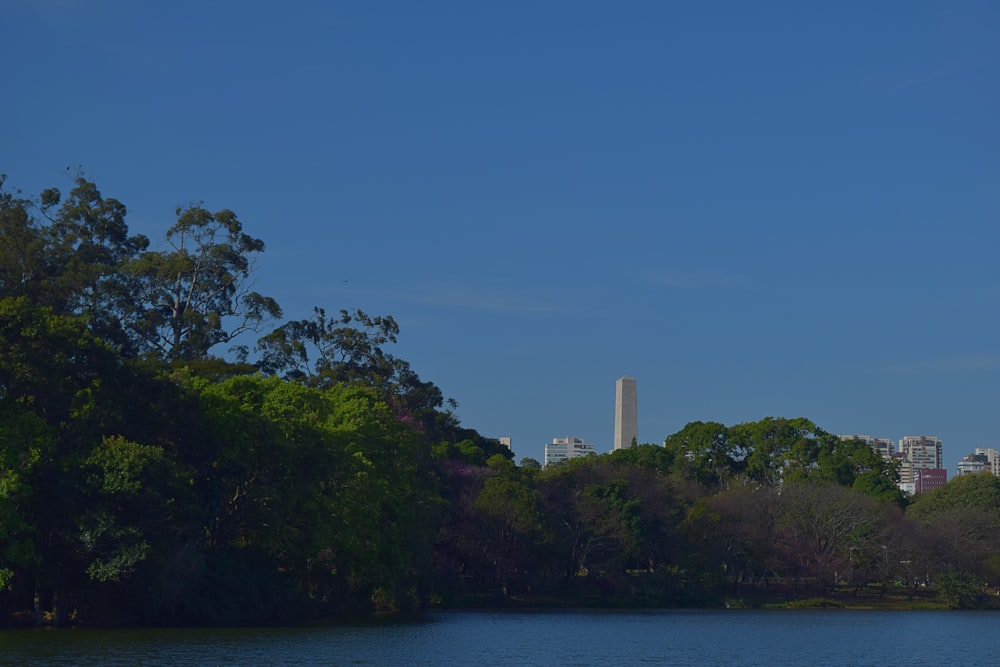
[
  {"left": 840, "top": 438, "right": 1000, "bottom": 494},
  {"left": 956, "top": 447, "right": 1000, "bottom": 476},
  {"left": 838, "top": 435, "right": 947, "bottom": 494}
]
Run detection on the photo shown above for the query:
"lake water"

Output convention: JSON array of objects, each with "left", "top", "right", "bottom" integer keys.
[{"left": 0, "top": 609, "right": 996, "bottom": 666}]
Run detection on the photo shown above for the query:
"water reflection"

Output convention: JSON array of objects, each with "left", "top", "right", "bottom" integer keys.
[{"left": 0, "top": 610, "right": 994, "bottom": 667}]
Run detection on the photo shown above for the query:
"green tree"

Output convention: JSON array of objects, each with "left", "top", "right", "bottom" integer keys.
[
  {"left": 908, "top": 472, "right": 1000, "bottom": 516},
  {"left": 77, "top": 434, "right": 192, "bottom": 607},
  {"left": 539, "top": 460, "right": 640, "bottom": 582},
  {"left": 256, "top": 308, "right": 400, "bottom": 387},
  {"left": 822, "top": 437, "right": 903, "bottom": 504},
  {"left": 0, "top": 177, "right": 54, "bottom": 305},
  {"left": 0, "top": 297, "right": 129, "bottom": 623},
  {"left": 126, "top": 205, "right": 281, "bottom": 361},
  {"left": 189, "top": 375, "right": 440, "bottom": 618},
  {"left": 699, "top": 486, "right": 781, "bottom": 589},
  {"left": 0, "top": 295, "right": 213, "bottom": 624},
  {"left": 663, "top": 422, "right": 736, "bottom": 487},
  {"left": 474, "top": 469, "right": 547, "bottom": 595},
  {"left": 0, "top": 404, "right": 51, "bottom": 597},
  {"left": 40, "top": 176, "right": 149, "bottom": 349},
  {"left": 255, "top": 306, "right": 469, "bottom": 442},
  {"left": 905, "top": 474, "right": 1000, "bottom": 606},
  {"left": 732, "top": 417, "right": 833, "bottom": 487},
  {"left": 536, "top": 454, "right": 700, "bottom": 604},
  {"left": 770, "top": 481, "right": 885, "bottom": 593}
]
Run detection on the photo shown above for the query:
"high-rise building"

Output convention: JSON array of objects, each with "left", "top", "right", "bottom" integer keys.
[
  {"left": 974, "top": 447, "right": 1000, "bottom": 475},
  {"left": 544, "top": 436, "right": 595, "bottom": 467},
  {"left": 895, "top": 454, "right": 915, "bottom": 494},
  {"left": 899, "top": 436, "right": 943, "bottom": 470},
  {"left": 613, "top": 376, "right": 638, "bottom": 450}
]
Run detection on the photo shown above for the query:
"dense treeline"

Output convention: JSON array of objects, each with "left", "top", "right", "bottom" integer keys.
[
  {"left": 446, "top": 434, "right": 1000, "bottom": 611},
  {"left": 2, "top": 174, "right": 999, "bottom": 625},
  {"left": 0, "top": 173, "right": 506, "bottom": 625}
]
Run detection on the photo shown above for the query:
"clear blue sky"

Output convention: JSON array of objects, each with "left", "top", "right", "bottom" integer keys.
[{"left": 5, "top": 1, "right": 997, "bottom": 471}]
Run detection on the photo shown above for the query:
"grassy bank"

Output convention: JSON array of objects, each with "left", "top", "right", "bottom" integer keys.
[{"left": 451, "top": 582, "right": 1000, "bottom": 612}]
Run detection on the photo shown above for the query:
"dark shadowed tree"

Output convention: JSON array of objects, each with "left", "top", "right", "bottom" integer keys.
[
  {"left": 38, "top": 177, "right": 149, "bottom": 351},
  {"left": 663, "top": 422, "right": 739, "bottom": 487},
  {"left": 770, "top": 481, "right": 886, "bottom": 593},
  {"left": 731, "top": 417, "right": 838, "bottom": 487},
  {"left": 825, "top": 437, "right": 904, "bottom": 505},
  {"left": 126, "top": 204, "right": 281, "bottom": 361},
  {"left": 905, "top": 474, "right": 1000, "bottom": 607},
  {"left": 0, "top": 177, "right": 54, "bottom": 305},
  {"left": 255, "top": 307, "right": 463, "bottom": 437},
  {"left": 694, "top": 486, "right": 781, "bottom": 590},
  {"left": 256, "top": 307, "right": 400, "bottom": 387}
]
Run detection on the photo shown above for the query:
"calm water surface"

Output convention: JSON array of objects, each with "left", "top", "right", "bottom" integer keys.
[{"left": 0, "top": 609, "right": 996, "bottom": 666}]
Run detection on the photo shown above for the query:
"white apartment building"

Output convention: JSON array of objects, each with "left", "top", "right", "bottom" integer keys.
[
  {"left": 957, "top": 459, "right": 987, "bottom": 476},
  {"left": 544, "top": 436, "right": 595, "bottom": 467},
  {"left": 899, "top": 436, "right": 943, "bottom": 470},
  {"left": 957, "top": 447, "right": 1000, "bottom": 477}
]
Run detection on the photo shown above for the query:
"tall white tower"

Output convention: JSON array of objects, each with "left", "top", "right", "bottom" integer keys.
[{"left": 614, "top": 376, "right": 638, "bottom": 450}]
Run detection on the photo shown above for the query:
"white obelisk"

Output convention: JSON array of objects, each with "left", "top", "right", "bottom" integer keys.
[{"left": 614, "top": 376, "right": 638, "bottom": 450}]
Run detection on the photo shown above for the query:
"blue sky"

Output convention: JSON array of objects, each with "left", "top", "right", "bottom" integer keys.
[{"left": 5, "top": 1, "right": 997, "bottom": 471}]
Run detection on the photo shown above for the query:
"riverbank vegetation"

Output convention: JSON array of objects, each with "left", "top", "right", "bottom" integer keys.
[{"left": 2, "top": 174, "right": 999, "bottom": 625}]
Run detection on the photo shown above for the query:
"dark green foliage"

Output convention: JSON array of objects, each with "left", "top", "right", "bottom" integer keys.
[
  {"left": 662, "top": 421, "right": 733, "bottom": 486},
  {"left": 41, "top": 177, "right": 150, "bottom": 351},
  {"left": 256, "top": 307, "right": 401, "bottom": 389},
  {"left": 254, "top": 307, "right": 468, "bottom": 443},
  {"left": 0, "top": 178, "right": 55, "bottom": 306},
  {"left": 664, "top": 418, "right": 903, "bottom": 504},
  {"left": 907, "top": 473, "right": 1000, "bottom": 517},
  {"left": 609, "top": 443, "right": 677, "bottom": 476},
  {"left": 903, "top": 474, "right": 1000, "bottom": 602}
]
